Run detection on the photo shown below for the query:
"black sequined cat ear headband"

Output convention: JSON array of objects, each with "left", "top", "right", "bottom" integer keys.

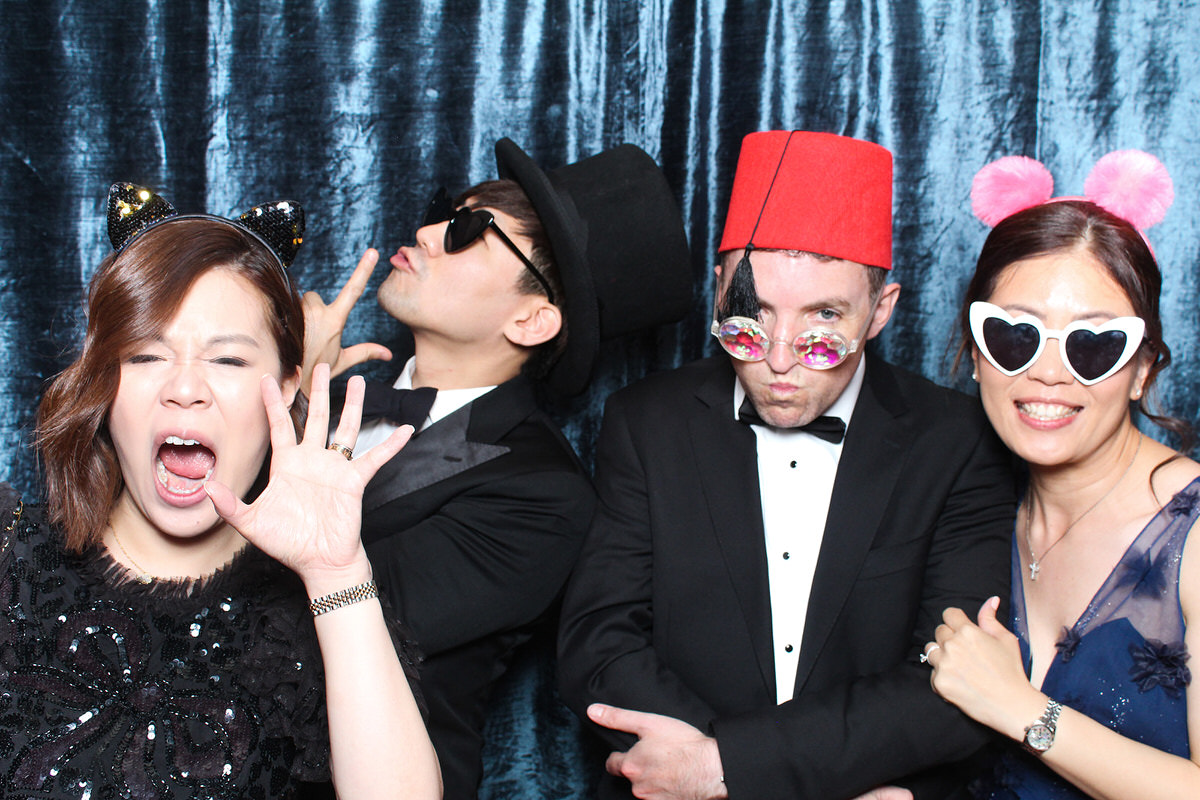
[{"left": 106, "top": 182, "right": 306, "bottom": 274}]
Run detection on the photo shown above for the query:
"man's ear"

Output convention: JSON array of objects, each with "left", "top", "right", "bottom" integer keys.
[
  {"left": 866, "top": 282, "right": 901, "bottom": 339},
  {"left": 505, "top": 299, "right": 563, "bottom": 348}
]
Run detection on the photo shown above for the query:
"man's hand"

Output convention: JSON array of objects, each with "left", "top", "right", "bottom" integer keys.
[
  {"left": 301, "top": 248, "right": 393, "bottom": 394},
  {"left": 588, "top": 704, "right": 728, "bottom": 800}
]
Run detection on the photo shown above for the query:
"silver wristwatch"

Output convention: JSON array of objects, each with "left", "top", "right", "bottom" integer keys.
[{"left": 1023, "top": 699, "right": 1062, "bottom": 754}]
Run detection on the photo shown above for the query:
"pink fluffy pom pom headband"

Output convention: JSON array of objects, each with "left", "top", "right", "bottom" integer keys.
[{"left": 970, "top": 150, "right": 1174, "bottom": 233}]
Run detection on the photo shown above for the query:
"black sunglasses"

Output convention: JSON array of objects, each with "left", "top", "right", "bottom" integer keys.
[{"left": 422, "top": 187, "right": 555, "bottom": 303}]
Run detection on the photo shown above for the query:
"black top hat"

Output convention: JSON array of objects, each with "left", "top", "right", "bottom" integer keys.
[{"left": 495, "top": 139, "right": 693, "bottom": 396}]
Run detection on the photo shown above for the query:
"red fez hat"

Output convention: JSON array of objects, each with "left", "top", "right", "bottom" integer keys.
[{"left": 718, "top": 131, "right": 893, "bottom": 269}]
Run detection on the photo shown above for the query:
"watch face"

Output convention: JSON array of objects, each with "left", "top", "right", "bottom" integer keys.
[{"left": 1025, "top": 722, "right": 1054, "bottom": 752}]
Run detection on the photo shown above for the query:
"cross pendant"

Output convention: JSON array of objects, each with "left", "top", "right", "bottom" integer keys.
[{"left": 1029, "top": 560, "right": 1041, "bottom": 581}]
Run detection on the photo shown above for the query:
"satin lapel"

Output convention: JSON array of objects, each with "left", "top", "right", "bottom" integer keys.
[
  {"left": 362, "top": 405, "right": 509, "bottom": 513},
  {"left": 691, "top": 360, "right": 777, "bottom": 697},
  {"left": 793, "top": 357, "right": 910, "bottom": 693},
  {"left": 360, "top": 379, "right": 533, "bottom": 513}
]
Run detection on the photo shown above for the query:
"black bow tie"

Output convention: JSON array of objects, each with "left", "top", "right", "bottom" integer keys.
[
  {"left": 355, "top": 382, "right": 438, "bottom": 428},
  {"left": 737, "top": 398, "right": 846, "bottom": 444}
]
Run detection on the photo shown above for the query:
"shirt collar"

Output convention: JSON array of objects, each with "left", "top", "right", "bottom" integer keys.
[{"left": 394, "top": 357, "right": 496, "bottom": 426}]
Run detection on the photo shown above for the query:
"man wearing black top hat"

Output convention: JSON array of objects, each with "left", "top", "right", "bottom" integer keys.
[
  {"left": 557, "top": 131, "right": 1014, "bottom": 799},
  {"left": 302, "top": 138, "right": 692, "bottom": 799}
]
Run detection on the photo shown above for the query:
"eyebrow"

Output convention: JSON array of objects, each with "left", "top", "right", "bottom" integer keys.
[
  {"left": 151, "top": 333, "right": 264, "bottom": 348},
  {"left": 758, "top": 297, "right": 855, "bottom": 313},
  {"left": 1002, "top": 303, "right": 1127, "bottom": 322}
]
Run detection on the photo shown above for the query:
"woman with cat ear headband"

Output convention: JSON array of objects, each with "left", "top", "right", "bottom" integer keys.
[
  {"left": 919, "top": 152, "right": 1200, "bottom": 799},
  {"left": 2, "top": 183, "right": 441, "bottom": 799}
]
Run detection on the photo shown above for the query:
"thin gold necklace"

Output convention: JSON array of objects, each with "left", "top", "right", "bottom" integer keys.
[
  {"left": 108, "top": 528, "right": 155, "bottom": 585},
  {"left": 1024, "top": 435, "right": 1142, "bottom": 581}
]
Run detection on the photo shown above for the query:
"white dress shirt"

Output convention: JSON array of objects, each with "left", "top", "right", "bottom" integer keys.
[
  {"left": 350, "top": 357, "right": 496, "bottom": 457},
  {"left": 733, "top": 357, "right": 865, "bottom": 703}
]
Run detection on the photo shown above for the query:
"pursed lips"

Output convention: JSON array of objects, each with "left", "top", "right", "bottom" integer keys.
[{"left": 390, "top": 247, "right": 418, "bottom": 274}]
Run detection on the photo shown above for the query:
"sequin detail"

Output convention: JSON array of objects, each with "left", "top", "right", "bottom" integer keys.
[
  {"left": 0, "top": 495, "right": 332, "bottom": 798},
  {"left": 104, "top": 183, "right": 306, "bottom": 270}
]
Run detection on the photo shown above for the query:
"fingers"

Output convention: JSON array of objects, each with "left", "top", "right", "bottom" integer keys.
[
  {"left": 853, "top": 789, "right": 914, "bottom": 800},
  {"left": 334, "top": 342, "right": 394, "bottom": 377},
  {"left": 332, "top": 248, "right": 380, "bottom": 313},
  {"left": 331, "top": 374, "right": 365, "bottom": 451},
  {"left": 204, "top": 479, "right": 245, "bottom": 524},
  {"left": 976, "top": 595, "right": 1004, "bottom": 631},
  {"left": 604, "top": 750, "right": 627, "bottom": 777},
  {"left": 355, "top": 424, "right": 413, "bottom": 479},
  {"left": 303, "top": 364, "right": 333, "bottom": 445},
  {"left": 260, "top": 374, "right": 300, "bottom": 453},
  {"left": 941, "top": 606, "right": 972, "bottom": 630},
  {"left": 588, "top": 703, "right": 658, "bottom": 738}
]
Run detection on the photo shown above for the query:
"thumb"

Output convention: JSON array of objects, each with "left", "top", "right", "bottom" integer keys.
[
  {"left": 204, "top": 480, "right": 245, "bottom": 526},
  {"left": 335, "top": 342, "right": 393, "bottom": 374},
  {"left": 977, "top": 595, "right": 1005, "bottom": 635}
]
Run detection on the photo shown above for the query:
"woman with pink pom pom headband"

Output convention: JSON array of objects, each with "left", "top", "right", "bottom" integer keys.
[
  {"left": 914, "top": 150, "right": 1200, "bottom": 800},
  {"left": 971, "top": 149, "right": 1175, "bottom": 240}
]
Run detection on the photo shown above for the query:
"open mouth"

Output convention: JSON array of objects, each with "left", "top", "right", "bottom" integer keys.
[{"left": 156, "top": 435, "right": 216, "bottom": 500}]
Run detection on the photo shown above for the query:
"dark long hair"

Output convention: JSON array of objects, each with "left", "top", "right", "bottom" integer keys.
[
  {"left": 956, "top": 199, "right": 1192, "bottom": 451},
  {"left": 36, "top": 218, "right": 305, "bottom": 551}
]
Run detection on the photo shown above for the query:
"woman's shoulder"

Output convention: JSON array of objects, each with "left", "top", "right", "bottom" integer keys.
[
  {"left": 1145, "top": 442, "right": 1200, "bottom": 504},
  {"left": 1157, "top": 449, "right": 1200, "bottom": 619}
]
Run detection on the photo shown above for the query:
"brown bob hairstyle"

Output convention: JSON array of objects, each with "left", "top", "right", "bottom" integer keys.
[
  {"left": 957, "top": 198, "right": 1191, "bottom": 450},
  {"left": 36, "top": 218, "right": 305, "bottom": 551}
]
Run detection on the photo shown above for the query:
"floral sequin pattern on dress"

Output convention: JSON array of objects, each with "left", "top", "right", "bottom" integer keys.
[{"left": 0, "top": 492, "right": 333, "bottom": 799}]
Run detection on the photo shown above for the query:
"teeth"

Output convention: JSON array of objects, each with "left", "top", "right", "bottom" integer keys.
[
  {"left": 164, "top": 435, "right": 199, "bottom": 446},
  {"left": 1018, "top": 402, "right": 1079, "bottom": 421},
  {"left": 156, "top": 460, "right": 213, "bottom": 495}
]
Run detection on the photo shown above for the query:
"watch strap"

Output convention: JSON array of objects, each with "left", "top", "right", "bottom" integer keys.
[{"left": 1023, "top": 698, "right": 1063, "bottom": 754}]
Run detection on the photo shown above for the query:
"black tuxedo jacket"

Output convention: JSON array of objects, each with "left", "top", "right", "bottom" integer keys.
[
  {"left": 359, "top": 374, "right": 595, "bottom": 800},
  {"left": 558, "top": 354, "right": 1015, "bottom": 800}
]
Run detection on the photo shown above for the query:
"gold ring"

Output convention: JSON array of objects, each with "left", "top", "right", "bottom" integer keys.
[{"left": 328, "top": 442, "right": 354, "bottom": 461}]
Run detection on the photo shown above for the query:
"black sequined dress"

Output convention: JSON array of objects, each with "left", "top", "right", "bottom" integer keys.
[{"left": 0, "top": 486, "right": 410, "bottom": 800}]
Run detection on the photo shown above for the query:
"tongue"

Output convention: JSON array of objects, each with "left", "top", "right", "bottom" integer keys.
[{"left": 158, "top": 444, "right": 215, "bottom": 479}]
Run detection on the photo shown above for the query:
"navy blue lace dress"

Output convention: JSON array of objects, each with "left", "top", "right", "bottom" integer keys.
[
  {"left": 0, "top": 487, "right": 417, "bottom": 799},
  {"left": 970, "top": 477, "right": 1197, "bottom": 799}
]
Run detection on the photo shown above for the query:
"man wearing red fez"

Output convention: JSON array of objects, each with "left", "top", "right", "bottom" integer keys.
[{"left": 558, "top": 131, "right": 1014, "bottom": 799}]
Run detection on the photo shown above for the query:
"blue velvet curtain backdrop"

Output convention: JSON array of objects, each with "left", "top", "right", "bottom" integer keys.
[{"left": 3, "top": 1, "right": 1199, "bottom": 797}]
